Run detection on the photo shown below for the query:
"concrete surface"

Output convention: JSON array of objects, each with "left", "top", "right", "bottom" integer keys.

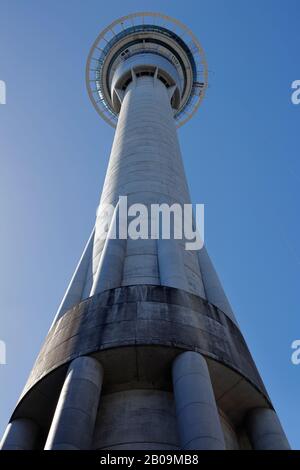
[
  {"left": 0, "top": 418, "right": 39, "bottom": 450},
  {"left": 172, "top": 351, "right": 225, "bottom": 450},
  {"left": 246, "top": 408, "right": 290, "bottom": 450},
  {"left": 44, "top": 356, "right": 103, "bottom": 450}
]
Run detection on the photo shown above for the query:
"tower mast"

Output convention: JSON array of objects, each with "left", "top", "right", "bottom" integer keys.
[{"left": 0, "top": 12, "right": 289, "bottom": 451}]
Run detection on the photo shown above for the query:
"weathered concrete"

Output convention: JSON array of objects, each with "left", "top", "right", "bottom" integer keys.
[
  {"left": 246, "top": 408, "right": 290, "bottom": 450},
  {"left": 93, "top": 389, "right": 179, "bottom": 450},
  {"left": 219, "top": 411, "right": 239, "bottom": 450},
  {"left": 19, "top": 285, "right": 268, "bottom": 402},
  {"left": 0, "top": 418, "right": 39, "bottom": 450},
  {"left": 172, "top": 351, "right": 225, "bottom": 450},
  {"left": 44, "top": 356, "right": 103, "bottom": 450}
]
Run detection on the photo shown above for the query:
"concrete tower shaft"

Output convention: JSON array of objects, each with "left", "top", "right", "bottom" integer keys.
[
  {"left": 92, "top": 75, "right": 194, "bottom": 292},
  {"left": 0, "top": 13, "right": 290, "bottom": 451},
  {"left": 54, "top": 54, "right": 233, "bottom": 324}
]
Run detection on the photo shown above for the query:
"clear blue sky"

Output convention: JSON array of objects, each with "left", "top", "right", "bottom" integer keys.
[{"left": 0, "top": 0, "right": 299, "bottom": 449}]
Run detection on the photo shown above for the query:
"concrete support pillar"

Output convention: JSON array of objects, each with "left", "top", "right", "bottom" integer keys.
[
  {"left": 197, "top": 246, "right": 237, "bottom": 324},
  {"left": 157, "top": 239, "right": 189, "bottom": 291},
  {"left": 52, "top": 227, "right": 95, "bottom": 326},
  {"left": 0, "top": 418, "right": 39, "bottom": 450},
  {"left": 44, "top": 356, "right": 103, "bottom": 450},
  {"left": 172, "top": 351, "right": 225, "bottom": 450},
  {"left": 91, "top": 203, "right": 126, "bottom": 296},
  {"left": 246, "top": 407, "right": 290, "bottom": 450}
]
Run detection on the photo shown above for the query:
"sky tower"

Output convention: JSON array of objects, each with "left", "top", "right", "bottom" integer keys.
[{"left": 1, "top": 12, "right": 290, "bottom": 451}]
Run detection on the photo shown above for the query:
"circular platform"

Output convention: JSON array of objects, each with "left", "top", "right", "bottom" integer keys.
[{"left": 86, "top": 12, "right": 208, "bottom": 127}]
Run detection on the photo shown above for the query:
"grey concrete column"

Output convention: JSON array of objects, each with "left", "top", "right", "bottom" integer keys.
[
  {"left": 0, "top": 418, "right": 39, "bottom": 450},
  {"left": 90, "top": 202, "right": 126, "bottom": 296},
  {"left": 246, "top": 407, "right": 290, "bottom": 450},
  {"left": 52, "top": 227, "right": 95, "bottom": 326},
  {"left": 91, "top": 74, "right": 206, "bottom": 295},
  {"left": 44, "top": 356, "right": 103, "bottom": 450},
  {"left": 172, "top": 351, "right": 225, "bottom": 450},
  {"left": 157, "top": 239, "right": 189, "bottom": 291},
  {"left": 197, "top": 246, "right": 237, "bottom": 325}
]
